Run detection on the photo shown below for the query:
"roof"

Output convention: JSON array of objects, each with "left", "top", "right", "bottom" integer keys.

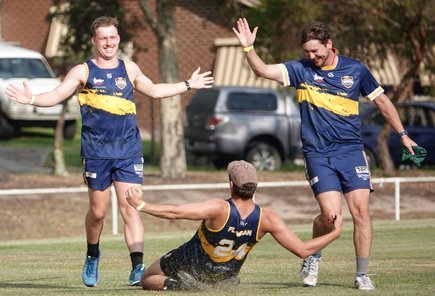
[{"left": 213, "top": 38, "right": 281, "bottom": 89}]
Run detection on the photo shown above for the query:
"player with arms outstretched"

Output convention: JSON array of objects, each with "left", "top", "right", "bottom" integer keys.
[
  {"left": 126, "top": 160, "right": 342, "bottom": 291},
  {"left": 6, "top": 16, "right": 214, "bottom": 288}
]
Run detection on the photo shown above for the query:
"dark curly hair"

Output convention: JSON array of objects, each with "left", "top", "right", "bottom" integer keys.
[{"left": 300, "top": 22, "right": 332, "bottom": 46}]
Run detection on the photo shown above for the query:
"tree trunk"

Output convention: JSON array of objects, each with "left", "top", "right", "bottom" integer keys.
[
  {"left": 158, "top": 2, "right": 186, "bottom": 178},
  {"left": 377, "top": 67, "right": 416, "bottom": 175},
  {"left": 140, "top": 0, "right": 187, "bottom": 178},
  {"left": 52, "top": 101, "right": 69, "bottom": 176}
]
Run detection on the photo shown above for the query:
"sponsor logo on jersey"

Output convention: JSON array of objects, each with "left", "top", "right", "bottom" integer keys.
[
  {"left": 115, "top": 77, "right": 127, "bottom": 90},
  {"left": 313, "top": 73, "right": 324, "bottom": 83},
  {"left": 309, "top": 176, "right": 319, "bottom": 186},
  {"left": 92, "top": 77, "right": 104, "bottom": 86},
  {"left": 228, "top": 226, "right": 252, "bottom": 237},
  {"left": 134, "top": 163, "right": 143, "bottom": 177},
  {"left": 107, "top": 73, "right": 112, "bottom": 79},
  {"left": 327, "top": 72, "right": 334, "bottom": 78},
  {"left": 85, "top": 171, "right": 97, "bottom": 179},
  {"left": 341, "top": 75, "right": 354, "bottom": 88},
  {"left": 355, "top": 166, "right": 370, "bottom": 180}
]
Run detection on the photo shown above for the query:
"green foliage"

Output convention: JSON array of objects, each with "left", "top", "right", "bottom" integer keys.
[
  {"left": 0, "top": 219, "right": 434, "bottom": 295},
  {"left": 246, "top": 0, "right": 323, "bottom": 62},
  {"left": 242, "top": 0, "right": 434, "bottom": 91},
  {"left": 48, "top": 0, "right": 131, "bottom": 67}
]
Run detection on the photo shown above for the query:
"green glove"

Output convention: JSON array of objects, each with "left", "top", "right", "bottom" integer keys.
[{"left": 401, "top": 146, "right": 427, "bottom": 167}]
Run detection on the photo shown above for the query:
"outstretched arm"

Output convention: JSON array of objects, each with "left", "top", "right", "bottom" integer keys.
[
  {"left": 374, "top": 93, "right": 417, "bottom": 155},
  {"left": 260, "top": 208, "right": 343, "bottom": 259},
  {"left": 125, "top": 187, "right": 226, "bottom": 220},
  {"left": 5, "top": 64, "right": 85, "bottom": 107},
  {"left": 127, "top": 62, "right": 214, "bottom": 99},
  {"left": 232, "top": 17, "right": 283, "bottom": 83}
]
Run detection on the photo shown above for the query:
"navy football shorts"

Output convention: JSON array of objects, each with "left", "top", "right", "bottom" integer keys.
[
  {"left": 305, "top": 150, "right": 373, "bottom": 196},
  {"left": 82, "top": 157, "right": 144, "bottom": 190}
]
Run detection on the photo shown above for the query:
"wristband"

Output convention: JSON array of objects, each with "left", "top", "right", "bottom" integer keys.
[
  {"left": 30, "top": 95, "right": 35, "bottom": 105},
  {"left": 184, "top": 80, "right": 191, "bottom": 90},
  {"left": 243, "top": 45, "right": 254, "bottom": 53},
  {"left": 136, "top": 201, "right": 146, "bottom": 211},
  {"left": 398, "top": 130, "right": 408, "bottom": 137}
]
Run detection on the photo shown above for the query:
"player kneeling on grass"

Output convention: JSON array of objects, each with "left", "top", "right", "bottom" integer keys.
[{"left": 125, "top": 160, "right": 343, "bottom": 291}]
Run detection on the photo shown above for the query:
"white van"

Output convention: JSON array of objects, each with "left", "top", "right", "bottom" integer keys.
[{"left": 0, "top": 43, "right": 80, "bottom": 139}]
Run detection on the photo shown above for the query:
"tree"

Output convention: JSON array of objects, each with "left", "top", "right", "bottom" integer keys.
[
  {"left": 139, "top": 0, "right": 187, "bottom": 178},
  {"left": 52, "top": 100, "right": 68, "bottom": 176}
]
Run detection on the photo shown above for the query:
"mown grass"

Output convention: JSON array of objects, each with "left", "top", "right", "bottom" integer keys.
[{"left": 0, "top": 219, "right": 434, "bottom": 295}]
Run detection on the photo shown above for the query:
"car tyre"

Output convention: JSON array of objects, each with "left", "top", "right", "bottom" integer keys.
[
  {"left": 0, "top": 113, "right": 14, "bottom": 139},
  {"left": 246, "top": 142, "right": 282, "bottom": 171}
]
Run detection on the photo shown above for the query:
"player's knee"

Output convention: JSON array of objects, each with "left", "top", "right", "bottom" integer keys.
[
  {"left": 88, "top": 208, "right": 107, "bottom": 221},
  {"left": 350, "top": 205, "right": 370, "bottom": 222}
]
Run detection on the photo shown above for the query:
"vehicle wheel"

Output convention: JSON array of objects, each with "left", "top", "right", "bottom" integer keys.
[
  {"left": 0, "top": 113, "right": 14, "bottom": 139},
  {"left": 364, "top": 148, "right": 377, "bottom": 169},
  {"left": 245, "top": 142, "right": 282, "bottom": 171},
  {"left": 63, "top": 120, "right": 77, "bottom": 139}
]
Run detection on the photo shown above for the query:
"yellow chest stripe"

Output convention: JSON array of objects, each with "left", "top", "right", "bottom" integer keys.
[
  {"left": 78, "top": 91, "right": 136, "bottom": 115},
  {"left": 297, "top": 83, "right": 358, "bottom": 116}
]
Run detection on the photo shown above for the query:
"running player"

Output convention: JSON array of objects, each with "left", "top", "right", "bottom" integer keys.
[
  {"left": 6, "top": 16, "right": 214, "bottom": 288},
  {"left": 125, "top": 160, "right": 343, "bottom": 291},
  {"left": 232, "top": 18, "right": 417, "bottom": 290}
]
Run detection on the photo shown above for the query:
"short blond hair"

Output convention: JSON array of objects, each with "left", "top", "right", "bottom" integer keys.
[{"left": 91, "top": 16, "right": 119, "bottom": 36}]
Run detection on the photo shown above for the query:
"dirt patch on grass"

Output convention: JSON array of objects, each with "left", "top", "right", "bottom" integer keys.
[{"left": 0, "top": 170, "right": 434, "bottom": 241}]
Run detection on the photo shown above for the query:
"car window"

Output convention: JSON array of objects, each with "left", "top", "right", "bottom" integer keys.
[
  {"left": 187, "top": 88, "right": 220, "bottom": 114},
  {"left": 424, "top": 106, "right": 435, "bottom": 127},
  {"left": 0, "top": 58, "right": 53, "bottom": 79},
  {"left": 226, "top": 92, "right": 277, "bottom": 111},
  {"left": 363, "top": 104, "right": 435, "bottom": 128},
  {"left": 405, "top": 106, "right": 425, "bottom": 127}
]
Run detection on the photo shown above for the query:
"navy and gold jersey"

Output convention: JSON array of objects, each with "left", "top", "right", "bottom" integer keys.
[
  {"left": 160, "top": 198, "right": 262, "bottom": 284},
  {"left": 78, "top": 59, "right": 142, "bottom": 159},
  {"left": 278, "top": 55, "right": 384, "bottom": 157}
]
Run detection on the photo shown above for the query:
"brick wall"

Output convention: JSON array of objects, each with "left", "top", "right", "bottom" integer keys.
[
  {"left": 0, "top": 0, "right": 235, "bottom": 136},
  {"left": 1, "top": 0, "right": 52, "bottom": 52}
]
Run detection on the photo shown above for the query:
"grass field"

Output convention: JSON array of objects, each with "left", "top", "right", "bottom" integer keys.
[{"left": 1, "top": 219, "right": 434, "bottom": 295}]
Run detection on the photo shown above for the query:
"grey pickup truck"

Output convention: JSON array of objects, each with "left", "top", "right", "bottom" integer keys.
[{"left": 184, "top": 86, "right": 302, "bottom": 171}]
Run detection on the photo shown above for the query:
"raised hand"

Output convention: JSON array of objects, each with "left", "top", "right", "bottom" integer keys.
[
  {"left": 5, "top": 81, "right": 33, "bottom": 105},
  {"left": 232, "top": 17, "right": 258, "bottom": 48},
  {"left": 188, "top": 67, "right": 214, "bottom": 89}
]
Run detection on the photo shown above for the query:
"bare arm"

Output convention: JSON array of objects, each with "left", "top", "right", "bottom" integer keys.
[
  {"left": 125, "top": 187, "right": 226, "bottom": 220},
  {"left": 126, "top": 62, "right": 214, "bottom": 99},
  {"left": 259, "top": 208, "right": 343, "bottom": 259},
  {"left": 5, "top": 64, "right": 86, "bottom": 107},
  {"left": 232, "top": 17, "right": 282, "bottom": 83},
  {"left": 373, "top": 93, "right": 417, "bottom": 154}
]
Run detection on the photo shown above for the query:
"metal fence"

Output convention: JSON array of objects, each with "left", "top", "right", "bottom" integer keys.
[{"left": 1, "top": 176, "right": 434, "bottom": 235}]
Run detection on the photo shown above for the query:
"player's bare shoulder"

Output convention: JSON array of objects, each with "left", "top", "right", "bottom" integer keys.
[
  {"left": 259, "top": 207, "right": 286, "bottom": 233},
  {"left": 65, "top": 63, "right": 88, "bottom": 85},
  {"left": 124, "top": 60, "right": 142, "bottom": 79}
]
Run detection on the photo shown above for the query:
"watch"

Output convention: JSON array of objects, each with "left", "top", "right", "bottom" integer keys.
[{"left": 398, "top": 130, "right": 408, "bottom": 137}]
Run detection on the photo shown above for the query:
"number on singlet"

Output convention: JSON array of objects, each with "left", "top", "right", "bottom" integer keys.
[{"left": 214, "top": 239, "right": 249, "bottom": 260}]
